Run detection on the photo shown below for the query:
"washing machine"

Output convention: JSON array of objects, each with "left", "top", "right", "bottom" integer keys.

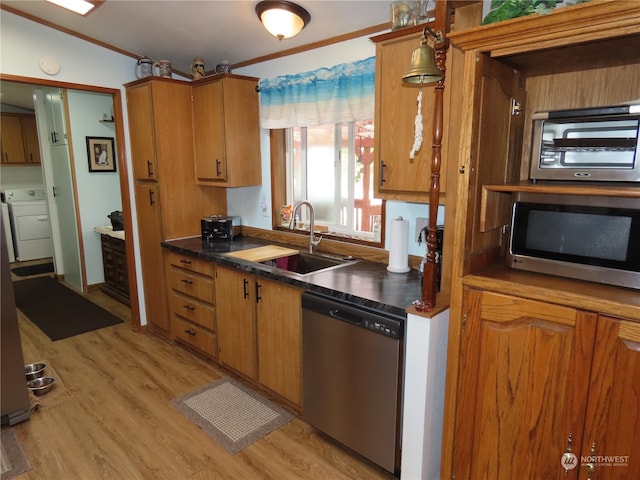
[{"left": 5, "top": 188, "right": 53, "bottom": 262}]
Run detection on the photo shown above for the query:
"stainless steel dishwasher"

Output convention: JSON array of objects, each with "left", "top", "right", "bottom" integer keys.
[{"left": 302, "top": 292, "right": 403, "bottom": 476}]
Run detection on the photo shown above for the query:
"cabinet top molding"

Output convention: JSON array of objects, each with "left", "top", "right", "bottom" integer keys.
[{"left": 448, "top": 0, "right": 640, "bottom": 56}]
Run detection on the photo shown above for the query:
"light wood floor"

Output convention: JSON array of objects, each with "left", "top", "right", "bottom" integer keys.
[{"left": 9, "top": 265, "right": 395, "bottom": 480}]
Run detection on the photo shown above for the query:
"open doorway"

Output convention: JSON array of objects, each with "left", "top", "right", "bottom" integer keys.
[{"left": 0, "top": 76, "right": 140, "bottom": 329}]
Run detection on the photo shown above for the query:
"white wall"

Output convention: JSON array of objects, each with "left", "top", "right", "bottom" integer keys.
[
  {"left": 233, "top": 37, "right": 444, "bottom": 257},
  {"left": 66, "top": 90, "right": 122, "bottom": 285}
]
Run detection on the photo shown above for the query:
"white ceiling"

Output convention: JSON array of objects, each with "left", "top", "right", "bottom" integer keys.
[{"left": 3, "top": 0, "right": 395, "bottom": 76}]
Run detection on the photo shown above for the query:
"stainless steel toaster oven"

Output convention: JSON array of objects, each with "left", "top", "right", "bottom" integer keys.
[{"left": 530, "top": 104, "right": 640, "bottom": 182}]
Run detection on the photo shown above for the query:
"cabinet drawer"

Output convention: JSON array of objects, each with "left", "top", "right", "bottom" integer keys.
[
  {"left": 166, "top": 251, "right": 214, "bottom": 277},
  {"left": 172, "top": 316, "right": 217, "bottom": 357},
  {"left": 101, "top": 234, "right": 126, "bottom": 253},
  {"left": 169, "top": 291, "right": 215, "bottom": 330},
  {"left": 168, "top": 266, "right": 214, "bottom": 303}
]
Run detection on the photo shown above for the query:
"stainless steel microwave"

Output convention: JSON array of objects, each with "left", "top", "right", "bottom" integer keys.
[
  {"left": 530, "top": 104, "right": 640, "bottom": 182},
  {"left": 506, "top": 192, "right": 640, "bottom": 290}
]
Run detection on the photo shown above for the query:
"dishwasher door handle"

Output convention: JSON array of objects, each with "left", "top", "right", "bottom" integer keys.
[{"left": 329, "top": 308, "right": 363, "bottom": 326}]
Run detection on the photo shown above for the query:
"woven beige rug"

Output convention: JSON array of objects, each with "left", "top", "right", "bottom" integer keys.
[
  {"left": 170, "top": 377, "right": 294, "bottom": 454},
  {"left": 1, "top": 428, "right": 31, "bottom": 480}
]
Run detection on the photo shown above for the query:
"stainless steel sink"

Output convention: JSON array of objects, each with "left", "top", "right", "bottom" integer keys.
[{"left": 259, "top": 252, "right": 357, "bottom": 276}]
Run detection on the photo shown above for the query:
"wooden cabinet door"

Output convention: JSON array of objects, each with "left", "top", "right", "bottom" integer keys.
[
  {"left": 215, "top": 266, "right": 257, "bottom": 380},
  {"left": 374, "top": 32, "right": 449, "bottom": 201},
  {"left": 256, "top": 278, "right": 302, "bottom": 406},
  {"left": 21, "top": 116, "right": 41, "bottom": 164},
  {"left": 453, "top": 288, "right": 596, "bottom": 480},
  {"left": 133, "top": 182, "right": 169, "bottom": 333},
  {"left": 192, "top": 76, "right": 261, "bottom": 187},
  {"left": 579, "top": 316, "right": 640, "bottom": 479},
  {"left": 1, "top": 115, "right": 26, "bottom": 163},
  {"left": 192, "top": 80, "right": 226, "bottom": 182},
  {"left": 127, "top": 84, "right": 158, "bottom": 180}
]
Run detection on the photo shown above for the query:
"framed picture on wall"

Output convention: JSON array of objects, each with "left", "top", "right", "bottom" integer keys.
[{"left": 86, "top": 136, "right": 116, "bottom": 172}]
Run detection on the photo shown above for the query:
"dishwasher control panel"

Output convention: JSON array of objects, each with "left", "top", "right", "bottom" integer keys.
[{"left": 363, "top": 318, "right": 401, "bottom": 339}]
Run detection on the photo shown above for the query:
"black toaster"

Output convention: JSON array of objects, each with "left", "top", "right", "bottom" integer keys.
[{"left": 201, "top": 215, "right": 241, "bottom": 242}]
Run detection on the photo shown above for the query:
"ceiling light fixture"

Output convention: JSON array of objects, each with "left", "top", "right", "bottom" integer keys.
[
  {"left": 255, "top": 0, "right": 311, "bottom": 40},
  {"left": 45, "top": 0, "right": 97, "bottom": 16}
]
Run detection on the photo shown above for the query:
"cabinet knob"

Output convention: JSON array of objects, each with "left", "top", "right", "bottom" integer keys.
[
  {"left": 184, "top": 329, "right": 196, "bottom": 336},
  {"left": 582, "top": 443, "right": 597, "bottom": 480},
  {"left": 179, "top": 259, "right": 192, "bottom": 265},
  {"left": 180, "top": 278, "right": 193, "bottom": 285},
  {"left": 183, "top": 304, "right": 195, "bottom": 311}
]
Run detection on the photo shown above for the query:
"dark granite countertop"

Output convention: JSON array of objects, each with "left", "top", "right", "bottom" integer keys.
[{"left": 162, "top": 236, "right": 423, "bottom": 318}]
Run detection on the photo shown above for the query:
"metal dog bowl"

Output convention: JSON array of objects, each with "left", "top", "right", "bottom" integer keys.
[
  {"left": 25, "top": 362, "right": 46, "bottom": 381},
  {"left": 27, "top": 376, "right": 55, "bottom": 396}
]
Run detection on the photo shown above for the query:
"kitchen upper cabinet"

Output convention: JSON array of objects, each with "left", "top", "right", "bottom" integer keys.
[
  {"left": 1, "top": 115, "right": 26, "bottom": 164},
  {"left": 126, "top": 77, "right": 226, "bottom": 337},
  {"left": 454, "top": 288, "right": 640, "bottom": 479},
  {"left": 192, "top": 74, "right": 262, "bottom": 187},
  {"left": 371, "top": 28, "right": 452, "bottom": 203},
  {"left": 21, "top": 115, "right": 41, "bottom": 164},
  {"left": 0, "top": 114, "right": 40, "bottom": 164},
  {"left": 215, "top": 265, "right": 302, "bottom": 407},
  {"left": 215, "top": 266, "right": 257, "bottom": 379},
  {"left": 127, "top": 83, "right": 157, "bottom": 181}
]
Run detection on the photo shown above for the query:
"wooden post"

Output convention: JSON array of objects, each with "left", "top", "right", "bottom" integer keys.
[{"left": 418, "top": 1, "right": 450, "bottom": 310}]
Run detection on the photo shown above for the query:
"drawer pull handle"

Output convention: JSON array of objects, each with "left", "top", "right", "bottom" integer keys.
[
  {"left": 181, "top": 279, "right": 193, "bottom": 285},
  {"left": 184, "top": 329, "right": 196, "bottom": 336},
  {"left": 179, "top": 259, "right": 192, "bottom": 265},
  {"left": 183, "top": 304, "right": 195, "bottom": 311}
]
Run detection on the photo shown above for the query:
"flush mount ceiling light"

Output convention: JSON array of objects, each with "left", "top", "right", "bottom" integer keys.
[
  {"left": 45, "top": 0, "right": 100, "bottom": 15},
  {"left": 255, "top": 0, "right": 311, "bottom": 40}
]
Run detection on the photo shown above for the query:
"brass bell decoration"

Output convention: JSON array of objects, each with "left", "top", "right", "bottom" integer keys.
[{"left": 403, "top": 26, "right": 444, "bottom": 85}]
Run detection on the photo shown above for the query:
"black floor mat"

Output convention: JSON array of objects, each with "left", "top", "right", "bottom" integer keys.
[
  {"left": 12, "top": 276, "right": 123, "bottom": 341},
  {"left": 11, "top": 262, "right": 54, "bottom": 277}
]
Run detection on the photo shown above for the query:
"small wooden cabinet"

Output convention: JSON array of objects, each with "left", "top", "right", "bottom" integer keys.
[
  {"left": 99, "top": 234, "right": 129, "bottom": 305},
  {"left": 215, "top": 265, "right": 302, "bottom": 407},
  {"left": 371, "top": 28, "right": 451, "bottom": 202},
  {"left": 0, "top": 113, "right": 41, "bottom": 164},
  {"left": 192, "top": 74, "right": 262, "bottom": 187},
  {"left": 454, "top": 288, "right": 640, "bottom": 479},
  {"left": 165, "top": 251, "right": 217, "bottom": 358}
]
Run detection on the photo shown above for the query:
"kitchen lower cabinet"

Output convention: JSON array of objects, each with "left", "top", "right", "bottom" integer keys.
[
  {"left": 256, "top": 277, "right": 302, "bottom": 407},
  {"left": 453, "top": 288, "right": 640, "bottom": 479},
  {"left": 215, "top": 265, "right": 302, "bottom": 407},
  {"left": 165, "top": 251, "right": 217, "bottom": 358},
  {"left": 215, "top": 266, "right": 257, "bottom": 379}
]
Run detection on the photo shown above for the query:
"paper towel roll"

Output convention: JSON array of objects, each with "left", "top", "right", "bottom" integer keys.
[{"left": 387, "top": 217, "right": 410, "bottom": 273}]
